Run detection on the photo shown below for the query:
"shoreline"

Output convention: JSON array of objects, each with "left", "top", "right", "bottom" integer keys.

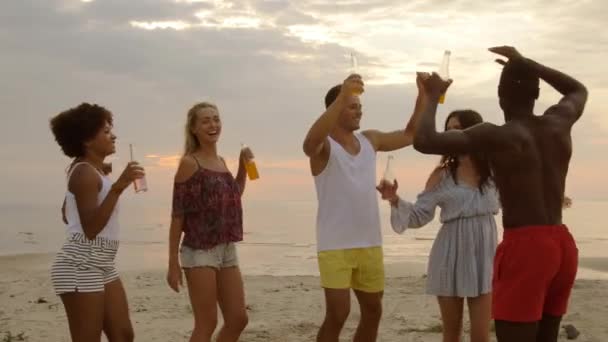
[{"left": 2, "top": 250, "right": 607, "bottom": 279}]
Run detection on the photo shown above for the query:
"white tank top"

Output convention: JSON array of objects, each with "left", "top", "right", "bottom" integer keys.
[
  {"left": 64, "top": 162, "right": 120, "bottom": 240},
  {"left": 314, "top": 133, "right": 382, "bottom": 252}
]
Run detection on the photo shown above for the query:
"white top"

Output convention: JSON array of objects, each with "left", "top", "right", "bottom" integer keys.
[
  {"left": 65, "top": 162, "right": 120, "bottom": 240},
  {"left": 314, "top": 133, "right": 382, "bottom": 252}
]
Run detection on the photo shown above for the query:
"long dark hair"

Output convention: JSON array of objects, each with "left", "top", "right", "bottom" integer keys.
[{"left": 439, "top": 110, "right": 492, "bottom": 192}]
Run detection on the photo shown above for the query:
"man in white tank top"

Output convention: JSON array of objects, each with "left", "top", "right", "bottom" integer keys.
[{"left": 303, "top": 73, "right": 428, "bottom": 341}]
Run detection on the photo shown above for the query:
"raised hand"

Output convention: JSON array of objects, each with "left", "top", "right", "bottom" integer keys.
[
  {"left": 113, "top": 162, "right": 145, "bottom": 193},
  {"left": 420, "top": 72, "right": 452, "bottom": 99},
  {"left": 489, "top": 45, "right": 524, "bottom": 66},
  {"left": 340, "top": 74, "right": 364, "bottom": 97}
]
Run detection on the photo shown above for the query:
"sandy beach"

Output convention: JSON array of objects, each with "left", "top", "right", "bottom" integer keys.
[{"left": 2, "top": 253, "right": 607, "bottom": 342}]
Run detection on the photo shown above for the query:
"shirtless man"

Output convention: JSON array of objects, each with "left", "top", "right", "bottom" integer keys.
[{"left": 412, "top": 46, "right": 587, "bottom": 342}]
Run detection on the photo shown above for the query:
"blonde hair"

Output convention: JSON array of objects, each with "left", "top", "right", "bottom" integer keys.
[{"left": 184, "top": 102, "right": 219, "bottom": 155}]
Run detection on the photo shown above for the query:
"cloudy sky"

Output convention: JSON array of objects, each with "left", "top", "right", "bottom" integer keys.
[{"left": 1, "top": 0, "right": 607, "bottom": 209}]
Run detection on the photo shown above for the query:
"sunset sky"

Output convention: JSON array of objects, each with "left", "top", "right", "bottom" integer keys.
[{"left": 1, "top": 0, "right": 607, "bottom": 208}]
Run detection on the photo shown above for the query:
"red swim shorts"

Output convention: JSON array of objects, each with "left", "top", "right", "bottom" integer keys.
[{"left": 492, "top": 225, "right": 578, "bottom": 322}]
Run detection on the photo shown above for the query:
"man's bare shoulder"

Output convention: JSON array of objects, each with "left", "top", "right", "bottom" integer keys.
[
  {"left": 464, "top": 121, "right": 522, "bottom": 148},
  {"left": 538, "top": 106, "right": 576, "bottom": 132}
]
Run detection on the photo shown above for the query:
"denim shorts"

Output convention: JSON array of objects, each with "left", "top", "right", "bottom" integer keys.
[{"left": 180, "top": 243, "right": 239, "bottom": 269}]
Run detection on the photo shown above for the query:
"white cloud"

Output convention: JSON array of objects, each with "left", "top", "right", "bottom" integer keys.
[
  {"left": 0, "top": 0, "right": 607, "bottom": 204},
  {"left": 130, "top": 20, "right": 192, "bottom": 30}
]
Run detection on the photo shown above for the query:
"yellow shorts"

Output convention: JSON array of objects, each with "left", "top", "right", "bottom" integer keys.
[{"left": 318, "top": 246, "right": 384, "bottom": 293}]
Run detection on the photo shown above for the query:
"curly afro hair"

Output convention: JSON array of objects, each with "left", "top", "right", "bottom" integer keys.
[{"left": 50, "top": 103, "right": 113, "bottom": 158}]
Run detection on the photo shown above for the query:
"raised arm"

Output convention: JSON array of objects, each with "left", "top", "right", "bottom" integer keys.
[
  {"left": 362, "top": 72, "right": 429, "bottom": 152},
  {"left": 302, "top": 74, "right": 364, "bottom": 157},
  {"left": 71, "top": 162, "right": 143, "bottom": 240},
  {"left": 412, "top": 73, "right": 507, "bottom": 156},
  {"left": 490, "top": 46, "right": 588, "bottom": 126}
]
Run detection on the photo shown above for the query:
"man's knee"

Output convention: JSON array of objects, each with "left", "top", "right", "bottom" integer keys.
[
  {"left": 325, "top": 305, "right": 350, "bottom": 326},
  {"left": 323, "top": 288, "right": 351, "bottom": 327},
  {"left": 123, "top": 328, "right": 135, "bottom": 342},
  {"left": 495, "top": 320, "right": 537, "bottom": 342},
  {"left": 225, "top": 311, "right": 249, "bottom": 332},
  {"left": 537, "top": 314, "right": 562, "bottom": 342},
  {"left": 361, "top": 300, "right": 382, "bottom": 321},
  {"left": 107, "top": 326, "right": 134, "bottom": 342},
  {"left": 356, "top": 290, "right": 383, "bottom": 321}
]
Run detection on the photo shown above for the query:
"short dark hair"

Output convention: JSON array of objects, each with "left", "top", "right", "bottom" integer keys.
[
  {"left": 324, "top": 84, "right": 342, "bottom": 108},
  {"left": 498, "top": 59, "right": 540, "bottom": 102},
  {"left": 50, "top": 103, "right": 113, "bottom": 158}
]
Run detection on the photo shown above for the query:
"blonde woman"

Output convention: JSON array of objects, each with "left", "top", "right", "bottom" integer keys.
[{"left": 166, "top": 102, "right": 253, "bottom": 342}]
